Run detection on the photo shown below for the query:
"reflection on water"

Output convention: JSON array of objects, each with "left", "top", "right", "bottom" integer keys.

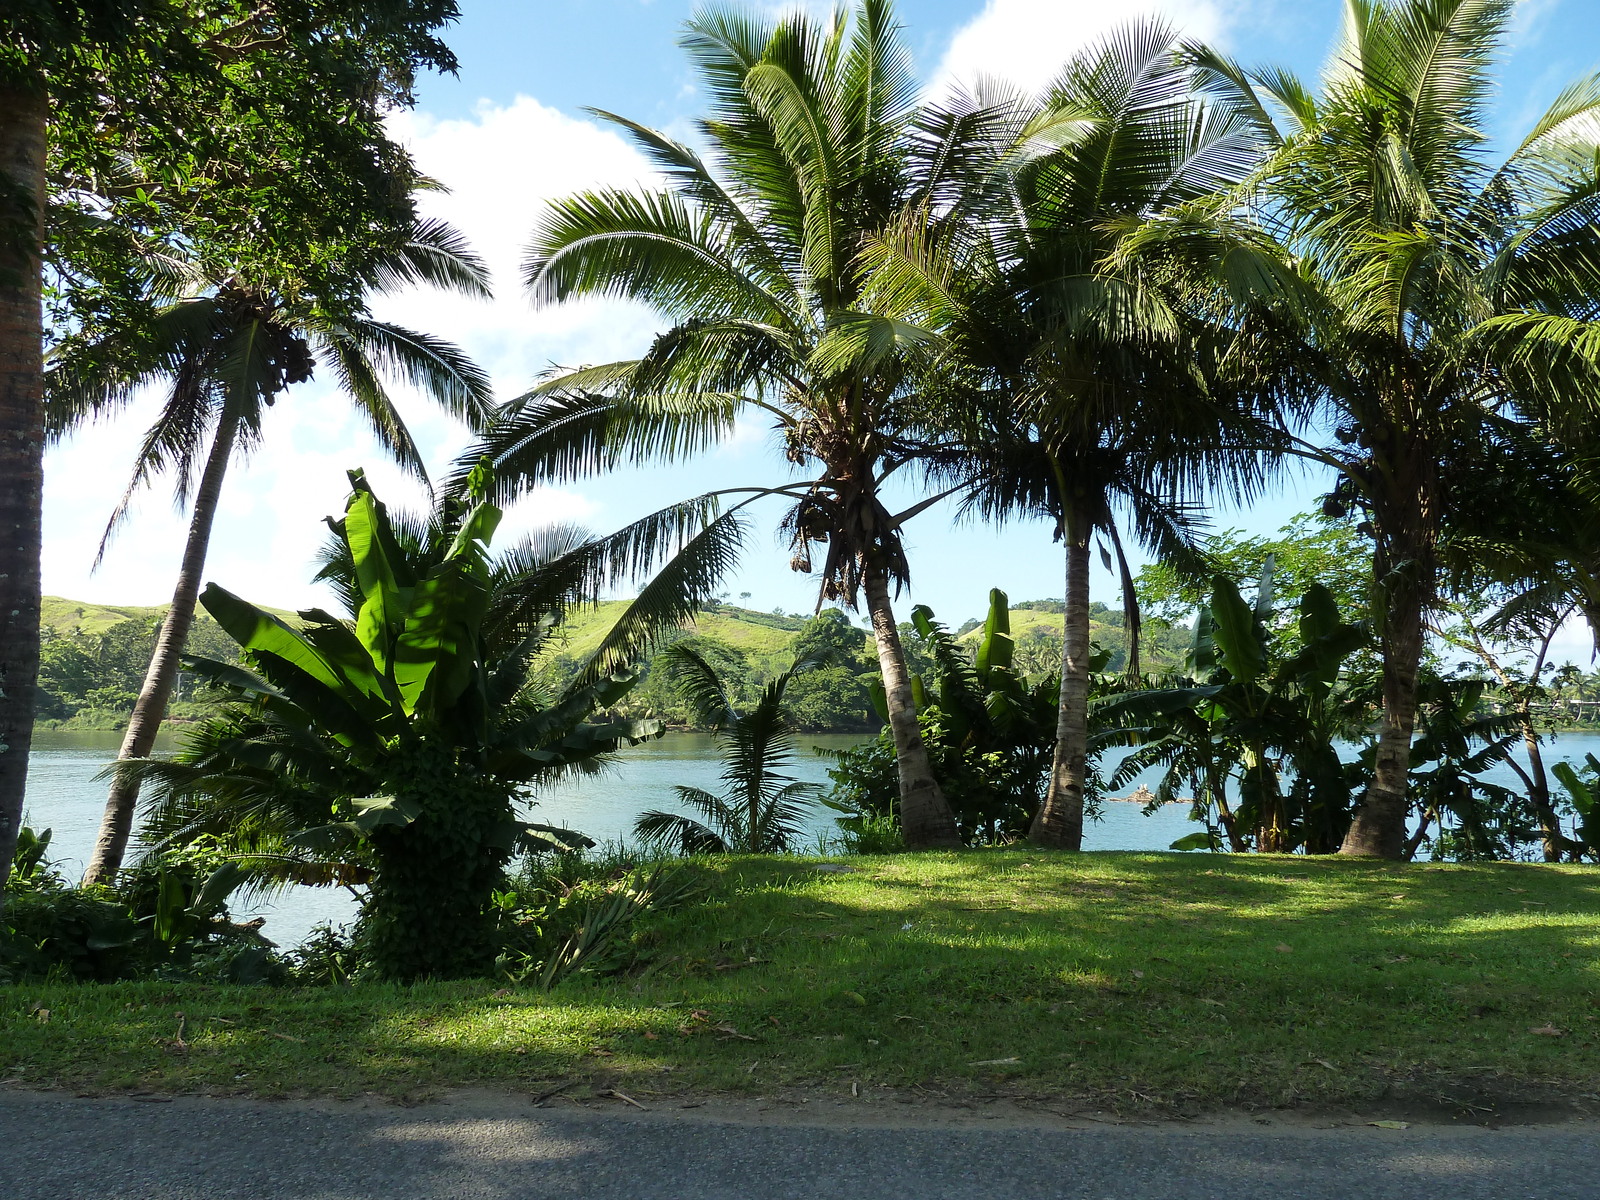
[{"left": 25, "top": 728, "right": 1599, "bottom": 948}]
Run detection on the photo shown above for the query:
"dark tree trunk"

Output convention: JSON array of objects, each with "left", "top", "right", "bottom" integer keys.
[
  {"left": 1522, "top": 720, "right": 1564, "bottom": 863},
  {"left": 82, "top": 410, "right": 238, "bottom": 884},
  {"left": 1031, "top": 520, "right": 1091, "bottom": 850},
  {"left": 1342, "top": 568, "right": 1423, "bottom": 858},
  {"left": 862, "top": 565, "right": 961, "bottom": 850},
  {"left": 0, "top": 86, "right": 48, "bottom": 904},
  {"left": 1342, "top": 434, "right": 1434, "bottom": 860}
]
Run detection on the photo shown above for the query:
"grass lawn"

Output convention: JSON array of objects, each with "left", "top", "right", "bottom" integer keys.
[{"left": 5, "top": 850, "right": 1600, "bottom": 1115}]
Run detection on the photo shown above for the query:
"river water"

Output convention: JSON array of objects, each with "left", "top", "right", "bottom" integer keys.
[{"left": 21, "top": 730, "right": 1600, "bottom": 948}]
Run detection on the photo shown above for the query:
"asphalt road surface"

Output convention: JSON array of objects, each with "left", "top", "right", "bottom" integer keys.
[{"left": 3, "top": 1089, "right": 1595, "bottom": 1200}]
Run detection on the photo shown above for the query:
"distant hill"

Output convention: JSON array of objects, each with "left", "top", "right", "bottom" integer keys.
[
  {"left": 545, "top": 600, "right": 810, "bottom": 663},
  {"left": 40, "top": 595, "right": 299, "bottom": 635},
  {"left": 40, "top": 597, "right": 169, "bottom": 637},
  {"left": 34, "top": 594, "right": 1186, "bottom": 732}
]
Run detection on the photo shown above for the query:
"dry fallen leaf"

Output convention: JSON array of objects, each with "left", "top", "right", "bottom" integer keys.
[
  {"left": 968, "top": 1056, "right": 1021, "bottom": 1066},
  {"left": 1529, "top": 1025, "right": 1567, "bottom": 1037},
  {"left": 643, "top": 1032, "right": 659, "bottom": 1041},
  {"left": 843, "top": 991, "right": 867, "bottom": 1007},
  {"left": 1130, "top": 969, "right": 1145, "bottom": 979},
  {"left": 1275, "top": 944, "right": 1294, "bottom": 954},
  {"left": 1369, "top": 1120, "right": 1409, "bottom": 1130}
]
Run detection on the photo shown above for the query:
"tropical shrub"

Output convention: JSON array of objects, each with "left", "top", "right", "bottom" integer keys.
[
  {"left": 494, "top": 853, "right": 701, "bottom": 989},
  {"left": 1104, "top": 564, "right": 1369, "bottom": 853},
  {"left": 1, "top": 828, "right": 274, "bottom": 983},
  {"left": 825, "top": 590, "right": 1063, "bottom": 845},
  {"left": 635, "top": 645, "right": 823, "bottom": 854},
  {"left": 127, "top": 466, "right": 741, "bottom": 980}
]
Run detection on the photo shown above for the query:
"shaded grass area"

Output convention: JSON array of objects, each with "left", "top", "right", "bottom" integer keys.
[{"left": 5, "top": 851, "right": 1600, "bottom": 1114}]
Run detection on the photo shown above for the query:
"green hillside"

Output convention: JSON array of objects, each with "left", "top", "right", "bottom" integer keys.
[
  {"left": 41, "top": 595, "right": 299, "bottom": 635},
  {"left": 546, "top": 601, "right": 807, "bottom": 663},
  {"left": 40, "top": 597, "right": 168, "bottom": 637}
]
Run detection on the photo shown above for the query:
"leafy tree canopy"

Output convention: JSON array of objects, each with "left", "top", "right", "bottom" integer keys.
[{"left": 5, "top": 1, "right": 462, "bottom": 354}]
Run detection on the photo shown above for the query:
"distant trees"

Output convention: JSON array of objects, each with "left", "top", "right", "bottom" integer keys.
[{"left": 36, "top": 616, "right": 236, "bottom": 722}]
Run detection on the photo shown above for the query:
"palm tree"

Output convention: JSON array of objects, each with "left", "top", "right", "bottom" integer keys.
[
  {"left": 0, "top": 0, "right": 463, "bottom": 904},
  {"left": 634, "top": 644, "right": 821, "bottom": 854},
  {"left": 469, "top": 1, "right": 1005, "bottom": 848},
  {"left": 124, "top": 465, "right": 745, "bottom": 979},
  {"left": 55, "top": 217, "right": 494, "bottom": 884},
  {"left": 863, "top": 22, "right": 1271, "bottom": 849},
  {"left": 1131, "top": 0, "right": 1600, "bottom": 856}
]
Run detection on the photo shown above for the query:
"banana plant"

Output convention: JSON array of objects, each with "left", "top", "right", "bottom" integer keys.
[
  {"left": 885, "top": 589, "right": 1065, "bottom": 842},
  {"left": 125, "top": 465, "right": 742, "bottom": 979},
  {"left": 1552, "top": 755, "right": 1600, "bottom": 862},
  {"left": 1104, "top": 561, "right": 1368, "bottom": 853}
]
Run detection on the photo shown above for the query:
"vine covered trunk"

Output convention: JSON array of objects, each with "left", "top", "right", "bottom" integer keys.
[
  {"left": 862, "top": 565, "right": 961, "bottom": 849},
  {"left": 1032, "top": 522, "right": 1091, "bottom": 850},
  {"left": 365, "top": 755, "right": 517, "bottom": 981},
  {"left": 0, "top": 86, "right": 48, "bottom": 903},
  {"left": 83, "top": 411, "right": 240, "bottom": 884}
]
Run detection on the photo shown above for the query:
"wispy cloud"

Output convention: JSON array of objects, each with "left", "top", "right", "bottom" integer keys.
[
  {"left": 933, "top": 0, "right": 1236, "bottom": 97},
  {"left": 44, "top": 95, "right": 665, "bottom": 611}
]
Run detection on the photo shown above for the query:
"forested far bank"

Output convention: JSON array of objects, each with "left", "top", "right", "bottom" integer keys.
[{"left": 33, "top": 594, "right": 1184, "bottom": 734}]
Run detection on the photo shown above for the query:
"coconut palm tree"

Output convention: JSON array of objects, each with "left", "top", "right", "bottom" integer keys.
[
  {"left": 467, "top": 1, "right": 1023, "bottom": 848},
  {"left": 861, "top": 22, "right": 1273, "bottom": 849},
  {"left": 1125, "top": 0, "right": 1600, "bottom": 856},
  {"left": 53, "top": 216, "right": 494, "bottom": 884}
]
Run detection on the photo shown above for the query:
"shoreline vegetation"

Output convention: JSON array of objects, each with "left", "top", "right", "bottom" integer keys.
[{"left": 5, "top": 852, "right": 1598, "bottom": 1118}]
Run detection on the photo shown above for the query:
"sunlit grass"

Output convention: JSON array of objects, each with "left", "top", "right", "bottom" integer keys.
[{"left": 5, "top": 850, "right": 1600, "bottom": 1112}]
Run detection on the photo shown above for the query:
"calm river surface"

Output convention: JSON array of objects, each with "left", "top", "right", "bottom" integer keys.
[{"left": 23, "top": 729, "right": 1600, "bottom": 948}]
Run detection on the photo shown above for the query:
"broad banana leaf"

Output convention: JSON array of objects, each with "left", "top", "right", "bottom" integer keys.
[{"left": 1208, "top": 575, "right": 1266, "bottom": 686}]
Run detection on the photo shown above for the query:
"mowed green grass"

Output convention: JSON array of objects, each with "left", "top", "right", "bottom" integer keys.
[{"left": 6, "top": 851, "right": 1600, "bottom": 1112}]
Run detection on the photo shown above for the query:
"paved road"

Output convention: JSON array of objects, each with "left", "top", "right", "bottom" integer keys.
[{"left": 3, "top": 1089, "right": 1595, "bottom": 1200}]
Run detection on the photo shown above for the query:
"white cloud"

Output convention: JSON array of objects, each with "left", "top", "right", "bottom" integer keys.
[
  {"left": 934, "top": 0, "right": 1232, "bottom": 98},
  {"left": 43, "top": 96, "right": 665, "bottom": 612}
]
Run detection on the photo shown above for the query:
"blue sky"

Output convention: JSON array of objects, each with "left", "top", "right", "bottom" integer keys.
[{"left": 41, "top": 0, "right": 1600, "bottom": 648}]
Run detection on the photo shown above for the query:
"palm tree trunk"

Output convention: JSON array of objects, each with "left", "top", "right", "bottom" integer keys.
[
  {"left": 82, "top": 411, "right": 239, "bottom": 884},
  {"left": 1031, "top": 518, "right": 1091, "bottom": 850},
  {"left": 1522, "top": 719, "right": 1564, "bottom": 863},
  {"left": 1341, "top": 568, "right": 1423, "bottom": 859},
  {"left": 0, "top": 85, "right": 48, "bottom": 904},
  {"left": 861, "top": 565, "right": 961, "bottom": 849},
  {"left": 1525, "top": 618, "right": 1566, "bottom": 862}
]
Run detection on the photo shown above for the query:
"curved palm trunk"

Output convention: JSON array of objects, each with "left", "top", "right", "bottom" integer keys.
[
  {"left": 0, "top": 86, "right": 48, "bottom": 903},
  {"left": 82, "top": 411, "right": 239, "bottom": 883},
  {"left": 1343, "top": 519, "right": 1429, "bottom": 859},
  {"left": 861, "top": 565, "right": 961, "bottom": 849},
  {"left": 1031, "top": 519, "right": 1091, "bottom": 850}
]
